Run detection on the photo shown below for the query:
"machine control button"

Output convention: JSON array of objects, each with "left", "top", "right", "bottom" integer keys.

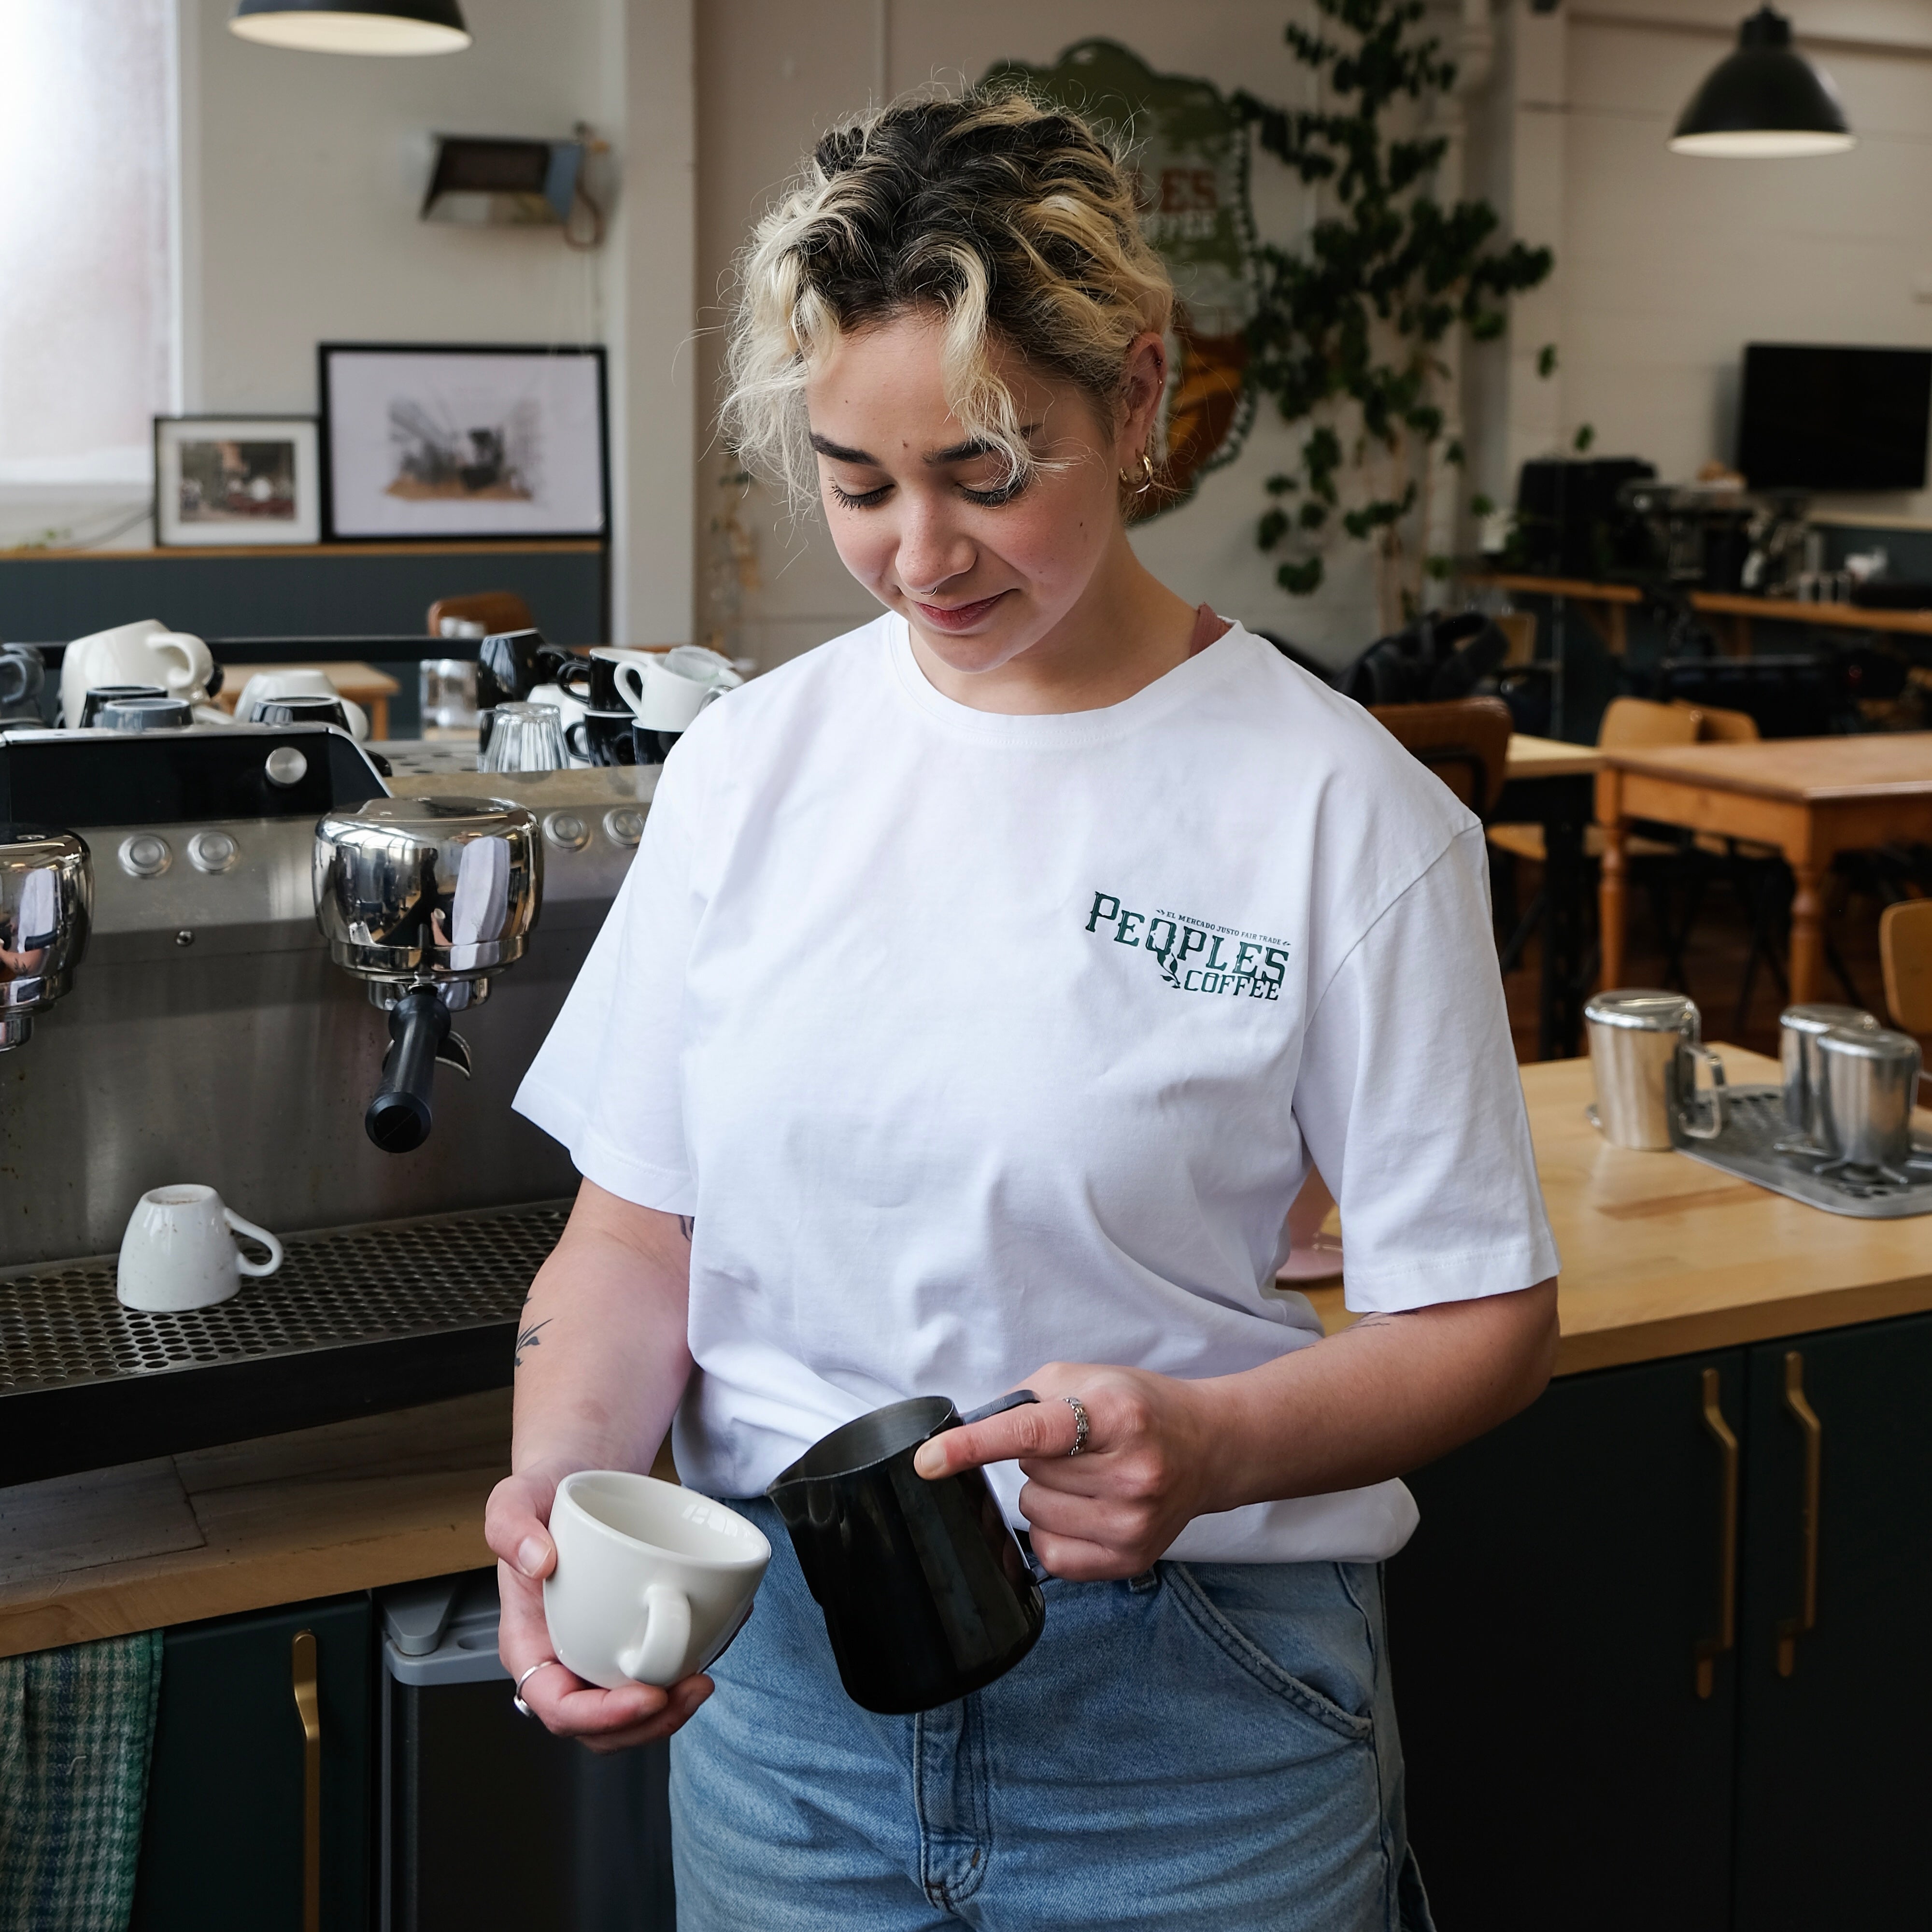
[
  {"left": 603, "top": 807, "right": 645, "bottom": 847},
  {"left": 543, "top": 810, "right": 590, "bottom": 852},
  {"left": 264, "top": 746, "right": 308, "bottom": 788},
  {"left": 186, "top": 830, "right": 240, "bottom": 874},
  {"left": 118, "top": 833, "right": 172, "bottom": 879}
]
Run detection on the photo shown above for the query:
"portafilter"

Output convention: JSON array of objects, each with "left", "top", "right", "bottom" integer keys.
[
  {"left": 0, "top": 828, "right": 91, "bottom": 1050},
  {"left": 313, "top": 796, "right": 541, "bottom": 1153}
]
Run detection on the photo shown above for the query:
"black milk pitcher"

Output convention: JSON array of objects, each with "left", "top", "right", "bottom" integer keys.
[{"left": 767, "top": 1390, "right": 1045, "bottom": 1714}]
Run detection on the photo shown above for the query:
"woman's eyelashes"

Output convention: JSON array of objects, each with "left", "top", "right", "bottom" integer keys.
[
  {"left": 824, "top": 472, "right": 1030, "bottom": 511},
  {"left": 827, "top": 478, "right": 892, "bottom": 510}
]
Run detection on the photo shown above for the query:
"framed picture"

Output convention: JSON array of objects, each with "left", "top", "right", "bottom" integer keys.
[
  {"left": 318, "top": 342, "right": 608, "bottom": 542},
  {"left": 153, "top": 415, "right": 321, "bottom": 547}
]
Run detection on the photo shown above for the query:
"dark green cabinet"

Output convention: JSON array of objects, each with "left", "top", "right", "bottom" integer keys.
[
  {"left": 129, "top": 1594, "right": 372, "bottom": 1932},
  {"left": 1387, "top": 1349, "right": 1743, "bottom": 1931},
  {"left": 1387, "top": 1313, "right": 1932, "bottom": 1931},
  {"left": 1730, "top": 1315, "right": 1932, "bottom": 1930}
]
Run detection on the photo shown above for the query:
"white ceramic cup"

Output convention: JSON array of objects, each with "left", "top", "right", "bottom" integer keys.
[
  {"left": 61, "top": 620, "right": 214, "bottom": 726},
  {"left": 594, "top": 646, "right": 741, "bottom": 731},
  {"left": 543, "top": 1471, "right": 770, "bottom": 1690},
  {"left": 233, "top": 668, "right": 370, "bottom": 741},
  {"left": 116, "top": 1183, "right": 284, "bottom": 1312}
]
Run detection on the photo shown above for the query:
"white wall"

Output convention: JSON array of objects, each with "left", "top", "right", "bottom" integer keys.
[
  {"left": 1478, "top": 0, "right": 1932, "bottom": 526},
  {"left": 171, "top": 0, "right": 695, "bottom": 641}
]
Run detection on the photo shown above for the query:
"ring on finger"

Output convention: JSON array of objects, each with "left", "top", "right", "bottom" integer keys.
[
  {"left": 1062, "top": 1394, "right": 1090, "bottom": 1457},
  {"left": 512, "top": 1657, "right": 561, "bottom": 1718}
]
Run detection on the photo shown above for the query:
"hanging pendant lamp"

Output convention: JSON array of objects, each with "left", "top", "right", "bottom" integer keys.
[
  {"left": 229, "top": 0, "right": 471, "bottom": 56},
  {"left": 1670, "top": 7, "right": 1852, "bottom": 157}
]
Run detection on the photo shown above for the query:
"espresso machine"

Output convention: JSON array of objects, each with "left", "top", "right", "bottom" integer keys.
[{"left": 0, "top": 719, "right": 651, "bottom": 1482}]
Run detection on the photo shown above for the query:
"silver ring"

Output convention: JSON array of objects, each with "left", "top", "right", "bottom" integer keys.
[
  {"left": 1062, "top": 1395, "right": 1090, "bottom": 1457},
  {"left": 511, "top": 1657, "right": 561, "bottom": 1717}
]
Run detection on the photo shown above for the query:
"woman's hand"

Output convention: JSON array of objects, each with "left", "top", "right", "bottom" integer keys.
[
  {"left": 486, "top": 1464, "right": 714, "bottom": 1752},
  {"left": 912, "top": 1364, "right": 1217, "bottom": 1581}
]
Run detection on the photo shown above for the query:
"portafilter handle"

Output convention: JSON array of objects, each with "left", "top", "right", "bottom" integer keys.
[{"left": 368, "top": 987, "right": 455, "bottom": 1154}]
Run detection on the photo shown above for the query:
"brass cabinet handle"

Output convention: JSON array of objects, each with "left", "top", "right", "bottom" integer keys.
[
  {"left": 1775, "top": 1350, "right": 1823, "bottom": 1676},
  {"left": 1693, "top": 1367, "right": 1739, "bottom": 1700},
  {"left": 291, "top": 1630, "right": 321, "bottom": 1932}
]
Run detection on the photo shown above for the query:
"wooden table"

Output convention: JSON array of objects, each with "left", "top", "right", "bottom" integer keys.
[
  {"left": 1481, "top": 572, "right": 1932, "bottom": 657},
  {"left": 1499, "top": 735, "right": 1604, "bottom": 1060},
  {"left": 10, "top": 1047, "right": 1932, "bottom": 1657},
  {"left": 210, "top": 661, "right": 401, "bottom": 739},
  {"left": 1597, "top": 734, "right": 1932, "bottom": 1005}
]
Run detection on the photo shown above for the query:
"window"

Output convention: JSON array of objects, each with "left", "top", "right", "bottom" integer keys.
[{"left": 0, "top": 0, "right": 175, "bottom": 506}]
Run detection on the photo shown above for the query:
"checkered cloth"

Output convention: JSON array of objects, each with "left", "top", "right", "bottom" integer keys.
[{"left": 0, "top": 1632, "right": 164, "bottom": 1932}]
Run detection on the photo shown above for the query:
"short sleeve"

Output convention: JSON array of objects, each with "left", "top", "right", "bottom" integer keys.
[
  {"left": 1293, "top": 825, "right": 1560, "bottom": 1312},
  {"left": 512, "top": 757, "right": 703, "bottom": 1213}
]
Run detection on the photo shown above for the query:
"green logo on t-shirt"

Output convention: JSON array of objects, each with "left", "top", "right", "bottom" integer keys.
[{"left": 1085, "top": 891, "right": 1289, "bottom": 999}]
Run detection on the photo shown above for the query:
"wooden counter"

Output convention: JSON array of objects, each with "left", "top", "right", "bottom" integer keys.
[
  {"left": 9, "top": 1044, "right": 1932, "bottom": 1659},
  {"left": 1307, "top": 1046, "right": 1932, "bottom": 1370}
]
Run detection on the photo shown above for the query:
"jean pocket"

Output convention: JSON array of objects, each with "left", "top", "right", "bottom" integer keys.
[{"left": 1164, "top": 1563, "right": 1375, "bottom": 1743}]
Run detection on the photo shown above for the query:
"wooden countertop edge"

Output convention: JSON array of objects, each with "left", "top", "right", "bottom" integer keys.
[{"left": 0, "top": 1515, "right": 496, "bottom": 1661}]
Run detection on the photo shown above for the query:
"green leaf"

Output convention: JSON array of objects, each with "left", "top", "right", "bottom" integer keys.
[
  {"left": 1572, "top": 422, "right": 1595, "bottom": 453},
  {"left": 1537, "top": 343, "right": 1559, "bottom": 379},
  {"left": 1277, "top": 556, "right": 1326, "bottom": 596},
  {"left": 1258, "top": 508, "right": 1290, "bottom": 549},
  {"left": 1470, "top": 492, "right": 1495, "bottom": 517}
]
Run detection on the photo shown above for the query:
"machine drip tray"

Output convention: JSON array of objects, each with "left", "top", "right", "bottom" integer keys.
[{"left": 0, "top": 1202, "right": 568, "bottom": 1484}]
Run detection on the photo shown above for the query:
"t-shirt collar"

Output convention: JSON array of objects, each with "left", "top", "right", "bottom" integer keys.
[{"left": 885, "top": 611, "right": 1250, "bottom": 749}]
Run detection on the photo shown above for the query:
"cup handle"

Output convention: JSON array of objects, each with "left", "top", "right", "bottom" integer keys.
[
  {"left": 1677, "top": 1043, "right": 1728, "bottom": 1141},
  {"left": 617, "top": 1582, "right": 692, "bottom": 1685},
  {"left": 613, "top": 662, "right": 646, "bottom": 716},
  {"left": 225, "top": 1208, "right": 284, "bottom": 1276}
]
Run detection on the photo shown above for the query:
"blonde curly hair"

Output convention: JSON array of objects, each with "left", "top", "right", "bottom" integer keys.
[{"left": 722, "top": 90, "right": 1174, "bottom": 514}]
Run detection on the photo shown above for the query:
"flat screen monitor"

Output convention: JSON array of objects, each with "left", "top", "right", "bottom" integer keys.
[{"left": 1737, "top": 343, "right": 1932, "bottom": 492}]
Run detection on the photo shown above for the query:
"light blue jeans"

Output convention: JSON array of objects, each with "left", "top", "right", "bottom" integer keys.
[{"left": 669, "top": 1497, "right": 1434, "bottom": 1930}]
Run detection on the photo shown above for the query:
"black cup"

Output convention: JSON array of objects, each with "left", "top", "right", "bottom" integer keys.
[
  {"left": 80, "top": 684, "right": 168, "bottom": 727},
  {"left": 767, "top": 1390, "right": 1045, "bottom": 1714},
  {"left": 97, "top": 696, "right": 193, "bottom": 732},
  {"left": 630, "top": 722, "right": 682, "bottom": 767},
  {"left": 552, "top": 652, "right": 621, "bottom": 710},
  {"left": 0, "top": 644, "right": 44, "bottom": 708},
  {"left": 255, "top": 695, "right": 351, "bottom": 730},
  {"left": 476, "top": 628, "right": 574, "bottom": 710},
  {"left": 568, "top": 708, "right": 637, "bottom": 766}
]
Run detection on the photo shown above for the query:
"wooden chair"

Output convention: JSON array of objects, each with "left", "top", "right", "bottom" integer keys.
[
  {"left": 1370, "top": 698, "right": 1515, "bottom": 818},
  {"left": 1880, "top": 901, "right": 1932, "bottom": 1034},
  {"left": 426, "top": 591, "right": 536, "bottom": 639},
  {"left": 1491, "top": 698, "right": 1704, "bottom": 984}
]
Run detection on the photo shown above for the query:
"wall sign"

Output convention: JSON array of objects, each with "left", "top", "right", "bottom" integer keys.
[{"left": 986, "top": 40, "right": 1259, "bottom": 510}]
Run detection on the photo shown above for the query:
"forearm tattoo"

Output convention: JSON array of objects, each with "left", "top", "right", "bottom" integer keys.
[
  {"left": 513, "top": 1316, "right": 552, "bottom": 1369},
  {"left": 678, "top": 1216, "right": 694, "bottom": 1243}
]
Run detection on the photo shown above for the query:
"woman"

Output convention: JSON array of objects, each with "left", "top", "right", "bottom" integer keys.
[{"left": 491, "top": 92, "right": 1558, "bottom": 1930}]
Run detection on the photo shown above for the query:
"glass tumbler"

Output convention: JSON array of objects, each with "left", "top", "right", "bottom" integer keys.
[{"left": 480, "top": 701, "right": 568, "bottom": 773}]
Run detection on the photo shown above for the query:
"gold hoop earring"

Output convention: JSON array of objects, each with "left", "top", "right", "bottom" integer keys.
[{"left": 1118, "top": 452, "right": 1156, "bottom": 496}]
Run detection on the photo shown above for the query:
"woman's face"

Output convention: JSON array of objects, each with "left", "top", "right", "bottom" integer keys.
[{"left": 804, "top": 314, "right": 1160, "bottom": 678}]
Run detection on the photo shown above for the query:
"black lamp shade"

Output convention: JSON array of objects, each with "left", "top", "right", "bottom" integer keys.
[
  {"left": 229, "top": 0, "right": 470, "bottom": 55},
  {"left": 1671, "top": 7, "right": 1852, "bottom": 156}
]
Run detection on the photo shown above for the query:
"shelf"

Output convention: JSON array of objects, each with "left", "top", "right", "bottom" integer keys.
[{"left": 0, "top": 539, "right": 604, "bottom": 563}]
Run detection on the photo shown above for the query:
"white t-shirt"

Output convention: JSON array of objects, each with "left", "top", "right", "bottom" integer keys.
[{"left": 515, "top": 614, "right": 1560, "bottom": 1563}]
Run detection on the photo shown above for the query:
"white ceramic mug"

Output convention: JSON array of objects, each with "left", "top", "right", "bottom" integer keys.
[
  {"left": 594, "top": 646, "right": 741, "bottom": 731},
  {"left": 233, "top": 668, "right": 370, "bottom": 740},
  {"left": 116, "top": 1183, "right": 284, "bottom": 1312},
  {"left": 61, "top": 620, "right": 215, "bottom": 726},
  {"left": 543, "top": 1471, "right": 770, "bottom": 1690}
]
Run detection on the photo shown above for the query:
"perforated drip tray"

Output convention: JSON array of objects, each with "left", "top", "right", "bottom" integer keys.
[
  {"left": 0, "top": 1202, "right": 568, "bottom": 1486},
  {"left": 1672, "top": 1087, "right": 1932, "bottom": 1219}
]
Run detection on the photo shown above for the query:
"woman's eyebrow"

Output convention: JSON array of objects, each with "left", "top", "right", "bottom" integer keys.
[
  {"left": 809, "top": 432, "right": 879, "bottom": 465},
  {"left": 924, "top": 427, "right": 1041, "bottom": 466}
]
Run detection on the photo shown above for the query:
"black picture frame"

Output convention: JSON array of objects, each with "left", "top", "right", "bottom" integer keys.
[{"left": 317, "top": 342, "right": 610, "bottom": 544}]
